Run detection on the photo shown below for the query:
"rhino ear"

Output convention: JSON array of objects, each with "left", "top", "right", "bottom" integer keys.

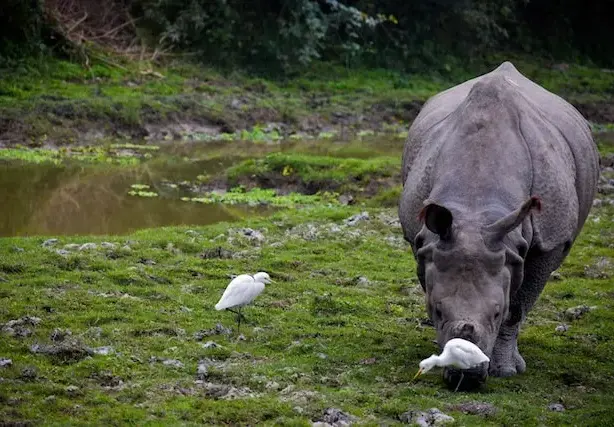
[
  {"left": 485, "top": 196, "right": 542, "bottom": 239},
  {"left": 418, "top": 201, "right": 453, "bottom": 240}
]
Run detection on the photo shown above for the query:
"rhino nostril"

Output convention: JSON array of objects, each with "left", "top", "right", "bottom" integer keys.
[{"left": 456, "top": 323, "right": 476, "bottom": 342}]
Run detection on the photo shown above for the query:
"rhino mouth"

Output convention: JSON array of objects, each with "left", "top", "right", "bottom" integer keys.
[{"left": 443, "top": 362, "right": 489, "bottom": 391}]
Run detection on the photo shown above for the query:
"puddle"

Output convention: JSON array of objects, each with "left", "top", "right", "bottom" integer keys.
[
  {"left": 0, "top": 137, "right": 405, "bottom": 237},
  {"left": 0, "top": 162, "right": 273, "bottom": 237}
]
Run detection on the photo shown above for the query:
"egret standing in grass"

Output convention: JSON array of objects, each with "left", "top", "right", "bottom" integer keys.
[
  {"left": 215, "top": 272, "right": 273, "bottom": 333},
  {"left": 413, "top": 338, "right": 490, "bottom": 392}
]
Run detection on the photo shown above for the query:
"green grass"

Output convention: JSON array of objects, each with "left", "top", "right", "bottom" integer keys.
[
  {"left": 0, "top": 199, "right": 613, "bottom": 425},
  {"left": 226, "top": 152, "right": 400, "bottom": 191},
  {"left": 1, "top": 54, "right": 613, "bottom": 146}
]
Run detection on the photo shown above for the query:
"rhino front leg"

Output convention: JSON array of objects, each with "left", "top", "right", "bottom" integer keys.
[{"left": 490, "top": 244, "right": 570, "bottom": 377}]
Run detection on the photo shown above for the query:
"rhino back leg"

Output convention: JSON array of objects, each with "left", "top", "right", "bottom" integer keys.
[{"left": 489, "top": 242, "right": 571, "bottom": 377}]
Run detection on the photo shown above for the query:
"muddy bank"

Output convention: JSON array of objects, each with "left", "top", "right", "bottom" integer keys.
[{"left": 1, "top": 95, "right": 612, "bottom": 147}]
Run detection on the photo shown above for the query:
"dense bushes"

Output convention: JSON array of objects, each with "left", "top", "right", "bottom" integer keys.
[{"left": 1, "top": 0, "right": 613, "bottom": 71}]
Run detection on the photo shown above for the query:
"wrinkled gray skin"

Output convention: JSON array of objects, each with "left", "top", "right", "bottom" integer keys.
[{"left": 399, "top": 62, "right": 599, "bottom": 388}]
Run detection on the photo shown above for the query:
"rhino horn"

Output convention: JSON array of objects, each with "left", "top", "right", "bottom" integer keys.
[
  {"left": 418, "top": 200, "right": 454, "bottom": 240},
  {"left": 485, "top": 196, "right": 542, "bottom": 239}
]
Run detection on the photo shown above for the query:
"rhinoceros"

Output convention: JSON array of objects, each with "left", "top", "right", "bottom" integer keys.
[{"left": 399, "top": 61, "right": 599, "bottom": 388}]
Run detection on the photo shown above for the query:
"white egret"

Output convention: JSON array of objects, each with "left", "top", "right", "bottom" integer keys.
[
  {"left": 413, "top": 338, "right": 490, "bottom": 392},
  {"left": 214, "top": 272, "right": 273, "bottom": 333}
]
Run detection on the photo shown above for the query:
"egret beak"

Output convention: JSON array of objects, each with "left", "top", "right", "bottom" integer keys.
[
  {"left": 269, "top": 279, "right": 276, "bottom": 284},
  {"left": 412, "top": 368, "right": 424, "bottom": 380}
]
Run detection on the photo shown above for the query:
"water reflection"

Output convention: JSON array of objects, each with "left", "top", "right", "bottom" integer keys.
[{"left": 0, "top": 162, "right": 270, "bottom": 237}]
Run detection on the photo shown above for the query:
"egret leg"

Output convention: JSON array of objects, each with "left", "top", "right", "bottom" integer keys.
[
  {"left": 237, "top": 307, "right": 242, "bottom": 334},
  {"left": 454, "top": 372, "right": 464, "bottom": 392}
]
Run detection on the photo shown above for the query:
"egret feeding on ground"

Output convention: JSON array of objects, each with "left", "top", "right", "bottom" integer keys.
[
  {"left": 214, "top": 272, "right": 273, "bottom": 333},
  {"left": 413, "top": 338, "right": 490, "bottom": 392}
]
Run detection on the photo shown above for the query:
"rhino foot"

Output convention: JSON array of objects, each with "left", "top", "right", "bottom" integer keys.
[
  {"left": 489, "top": 340, "right": 526, "bottom": 377},
  {"left": 443, "top": 363, "right": 488, "bottom": 391}
]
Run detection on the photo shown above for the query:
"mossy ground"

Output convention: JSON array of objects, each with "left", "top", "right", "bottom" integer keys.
[
  {"left": 1, "top": 183, "right": 613, "bottom": 425},
  {"left": 1, "top": 54, "right": 613, "bottom": 146}
]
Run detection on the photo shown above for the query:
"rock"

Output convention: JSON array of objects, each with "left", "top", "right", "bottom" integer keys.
[
  {"left": 237, "top": 334, "right": 246, "bottom": 341},
  {"left": 338, "top": 194, "right": 355, "bottom": 206},
  {"left": 201, "top": 246, "right": 235, "bottom": 259},
  {"left": 197, "top": 361, "right": 209, "bottom": 380},
  {"left": 593, "top": 199, "right": 603, "bottom": 208},
  {"left": 11, "top": 246, "right": 24, "bottom": 253},
  {"left": 316, "top": 407, "right": 356, "bottom": 427},
  {"left": 20, "top": 366, "right": 38, "bottom": 381},
  {"left": 265, "top": 381, "right": 280, "bottom": 390},
  {"left": 399, "top": 408, "right": 454, "bottom": 426},
  {"left": 598, "top": 184, "right": 614, "bottom": 195},
  {"left": 355, "top": 276, "right": 371, "bottom": 286},
  {"left": 203, "top": 341, "right": 222, "bottom": 349},
  {"left": 584, "top": 257, "right": 612, "bottom": 279},
  {"left": 79, "top": 243, "right": 98, "bottom": 251},
  {"left": 344, "top": 211, "right": 370, "bottom": 226},
  {"left": 0, "top": 358, "right": 12, "bottom": 367},
  {"left": 55, "top": 249, "right": 71, "bottom": 256},
  {"left": 30, "top": 338, "right": 92, "bottom": 361},
  {"left": 161, "top": 359, "right": 184, "bottom": 368},
  {"left": 65, "top": 385, "right": 80, "bottom": 395},
  {"left": 2, "top": 316, "right": 41, "bottom": 338},
  {"left": 237, "top": 228, "right": 265, "bottom": 243},
  {"left": 101, "top": 242, "right": 116, "bottom": 249},
  {"left": 549, "top": 271, "right": 563, "bottom": 281},
  {"left": 563, "top": 304, "right": 596, "bottom": 321},
  {"left": 317, "top": 353, "right": 328, "bottom": 359},
  {"left": 90, "top": 346, "right": 114, "bottom": 356},
  {"left": 42, "top": 238, "right": 59, "bottom": 247},
  {"left": 193, "top": 324, "right": 233, "bottom": 340},
  {"left": 180, "top": 306, "right": 193, "bottom": 313},
  {"left": 64, "top": 244, "right": 81, "bottom": 251},
  {"left": 447, "top": 401, "right": 497, "bottom": 416},
  {"left": 50, "top": 328, "right": 72, "bottom": 342},
  {"left": 555, "top": 324, "right": 570, "bottom": 333},
  {"left": 548, "top": 403, "right": 565, "bottom": 412}
]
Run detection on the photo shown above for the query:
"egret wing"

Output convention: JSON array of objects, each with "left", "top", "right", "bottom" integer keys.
[
  {"left": 449, "top": 342, "right": 489, "bottom": 369},
  {"left": 215, "top": 275, "right": 254, "bottom": 310}
]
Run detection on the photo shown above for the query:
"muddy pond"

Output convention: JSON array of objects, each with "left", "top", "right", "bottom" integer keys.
[{"left": 0, "top": 137, "right": 404, "bottom": 237}]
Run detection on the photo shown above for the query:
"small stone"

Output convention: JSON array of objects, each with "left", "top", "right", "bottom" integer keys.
[
  {"left": 202, "top": 341, "right": 221, "bottom": 349},
  {"left": 79, "top": 243, "right": 98, "bottom": 251},
  {"left": 121, "top": 245, "right": 132, "bottom": 252},
  {"left": 549, "top": 271, "right": 563, "bottom": 281},
  {"left": 65, "top": 385, "right": 80, "bottom": 395},
  {"left": 11, "top": 246, "right": 24, "bottom": 253},
  {"left": 85, "top": 327, "right": 103, "bottom": 338},
  {"left": 42, "top": 238, "right": 59, "bottom": 247},
  {"left": 338, "top": 194, "right": 354, "bottom": 206},
  {"left": 322, "top": 407, "right": 355, "bottom": 426},
  {"left": 20, "top": 367, "right": 37, "bottom": 381},
  {"left": 548, "top": 403, "right": 565, "bottom": 412},
  {"left": 50, "top": 328, "right": 72, "bottom": 342},
  {"left": 344, "top": 212, "right": 370, "bottom": 226},
  {"left": 265, "top": 381, "right": 280, "bottom": 390},
  {"left": 180, "top": 306, "right": 193, "bottom": 313},
  {"left": 162, "top": 359, "right": 184, "bottom": 368},
  {"left": 55, "top": 249, "right": 71, "bottom": 256},
  {"left": 197, "top": 363, "right": 209, "bottom": 380},
  {"left": 101, "top": 242, "right": 116, "bottom": 249},
  {"left": 555, "top": 324, "right": 569, "bottom": 333},
  {"left": 399, "top": 408, "right": 454, "bottom": 426},
  {"left": 593, "top": 199, "right": 603, "bottom": 208},
  {"left": 355, "top": 276, "right": 370, "bottom": 286},
  {"left": 64, "top": 244, "right": 81, "bottom": 251},
  {"left": 237, "top": 334, "right": 246, "bottom": 341},
  {"left": 447, "top": 401, "right": 497, "bottom": 416},
  {"left": 0, "top": 358, "right": 12, "bottom": 367},
  {"left": 563, "top": 305, "right": 595, "bottom": 321},
  {"left": 44, "top": 395, "right": 56, "bottom": 403},
  {"left": 90, "top": 346, "right": 114, "bottom": 356},
  {"left": 317, "top": 353, "right": 328, "bottom": 359}
]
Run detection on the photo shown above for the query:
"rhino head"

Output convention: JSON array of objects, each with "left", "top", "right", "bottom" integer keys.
[{"left": 414, "top": 196, "right": 541, "bottom": 386}]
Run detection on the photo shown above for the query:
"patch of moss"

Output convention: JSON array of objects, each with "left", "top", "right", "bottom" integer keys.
[
  {"left": 227, "top": 152, "right": 400, "bottom": 188},
  {"left": 183, "top": 186, "right": 339, "bottom": 207}
]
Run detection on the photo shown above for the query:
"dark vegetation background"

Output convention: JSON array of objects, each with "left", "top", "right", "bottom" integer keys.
[{"left": 1, "top": 0, "right": 612, "bottom": 73}]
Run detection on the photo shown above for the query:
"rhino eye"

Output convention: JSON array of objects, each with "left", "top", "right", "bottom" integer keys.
[
  {"left": 494, "top": 304, "right": 501, "bottom": 319},
  {"left": 434, "top": 303, "right": 443, "bottom": 319}
]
